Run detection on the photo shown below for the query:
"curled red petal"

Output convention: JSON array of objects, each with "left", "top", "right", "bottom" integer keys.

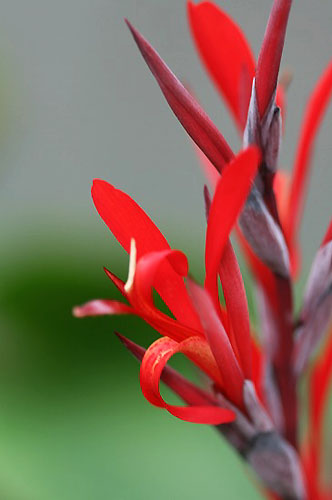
[
  {"left": 116, "top": 333, "right": 222, "bottom": 407},
  {"left": 140, "top": 337, "right": 235, "bottom": 424},
  {"left": 218, "top": 240, "right": 252, "bottom": 379},
  {"left": 205, "top": 147, "right": 261, "bottom": 294},
  {"left": 286, "top": 60, "right": 332, "bottom": 248},
  {"left": 73, "top": 299, "right": 132, "bottom": 318},
  {"left": 126, "top": 20, "right": 233, "bottom": 173},
  {"left": 255, "top": 0, "right": 292, "bottom": 117},
  {"left": 188, "top": 279, "right": 245, "bottom": 409},
  {"left": 92, "top": 180, "right": 201, "bottom": 330},
  {"left": 187, "top": 1, "right": 255, "bottom": 131}
]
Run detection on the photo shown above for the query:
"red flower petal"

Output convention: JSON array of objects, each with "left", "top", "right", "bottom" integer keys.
[
  {"left": 188, "top": 279, "right": 244, "bottom": 409},
  {"left": 307, "top": 328, "right": 332, "bottom": 489},
  {"left": 187, "top": 1, "right": 255, "bottom": 131},
  {"left": 126, "top": 246, "right": 204, "bottom": 342},
  {"left": 92, "top": 179, "right": 201, "bottom": 331},
  {"left": 140, "top": 336, "right": 235, "bottom": 424},
  {"left": 73, "top": 299, "right": 132, "bottom": 317},
  {"left": 218, "top": 240, "right": 252, "bottom": 379},
  {"left": 205, "top": 147, "right": 261, "bottom": 295},
  {"left": 126, "top": 20, "right": 233, "bottom": 173},
  {"left": 116, "top": 333, "right": 224, "bottom": 407},
  {"left": 285, "top": 60, "right": 332, "bottom": 249},
  {"left": 255, "top": 0, "right": 292, "bottom": 117}
]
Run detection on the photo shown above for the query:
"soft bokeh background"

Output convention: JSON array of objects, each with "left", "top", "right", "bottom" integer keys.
[{"left": 0, "top": 1, "right": 331, "bottom": 499}]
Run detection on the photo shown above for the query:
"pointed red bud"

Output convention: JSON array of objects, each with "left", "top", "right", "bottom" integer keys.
[
  {"left": 256, "top": 0, "right": 293, "bottom": 118},
  {"left": 125, "top": 19, "right": 233, "bottom": 173}
]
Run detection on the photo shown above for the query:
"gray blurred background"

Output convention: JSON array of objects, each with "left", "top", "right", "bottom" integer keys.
[
  {"left": 0, "top": 1, "right": 331, "bottom": 499},
  {"left": 0, "top": 0, "right": 331, "bottom": 263}
]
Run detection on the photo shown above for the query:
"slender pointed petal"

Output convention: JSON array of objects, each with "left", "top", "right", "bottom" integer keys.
[
  {"left": 218, "top": 240, "right": 252, "bottom": 379},
  {"left": 255, "top": 0, "right": 293, "bottom": 117},
  {"left": 104, "top": 267, "right": 127, "bottom": 296},
  {"left": 187, "top": 1, "right": 255, "bottom": 130},
  {"left": 140, "top": 336, "right": 235, "bottom": 424},
  {"left": 304, "top": 328, "right": 332, "bottom": 493},
  {"left": 188, "top": 279, "right": 245, "bottom": 409},
  {"left": 73, "top": 299, "right": 132, "bottom": 317},
  {"left": 286, "top": 60, "right": 332, "bottom": 248},
  {"left": 92, "top": 180, "right": 201, "bottom": 330},
  {"left": 205, "top": 147, "right": 261, "bottom": 293},
  {"left": 126, "top": 20, "right": 233, "bottom": 172}
]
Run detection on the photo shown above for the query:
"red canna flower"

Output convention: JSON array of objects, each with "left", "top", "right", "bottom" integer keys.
[{"left": 74, "top": 1, "right": 332, "bottom": 499}]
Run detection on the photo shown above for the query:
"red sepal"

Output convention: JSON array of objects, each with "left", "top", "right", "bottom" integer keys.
[
  {"left": 126, "top": 20, "right": 234, "bottom": 173},
  {"left": 140, "top": 336, "right": 235, "bottom": 424},
  {"left": 187, "top": 1, "right": 255, "bottom": 131}
]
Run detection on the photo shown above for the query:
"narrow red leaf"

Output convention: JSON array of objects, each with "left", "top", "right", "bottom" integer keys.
[
  {"left": 218, "top": 240, "right": 252, "bottom": 379},
  {"left": 255, "top": 0, "right": 292, "bottom": 117},
  {"left": 92, "top": 180, "right": 201, "bottom": 330},
  {"left": 285, "top": 61, "right": 332, "bottom": 248},
  {"left": 205, "top": 147, "right": 261, "bottom": 294},
  {"left": 73, "top": 299, "right": 132, "bottom": 317},
  {"left": 140, "top": 336, "right": 235, "bottom": 424},
  {"left": 126, "top": 20, "right": 234, "bottom": 172},
  {"left": 187, "top": 1, "right": 255, "bottom": 130},
  {"left": 188, "top": 279, "right": 245, "bottom": 409}
]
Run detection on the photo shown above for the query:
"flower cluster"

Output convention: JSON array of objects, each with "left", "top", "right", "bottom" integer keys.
[{"left": 74, "top": 1, "right": 332, "bottom": 498}]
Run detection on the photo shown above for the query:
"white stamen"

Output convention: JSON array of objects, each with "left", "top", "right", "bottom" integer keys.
[{"left": 124, "top": 238, "right": 137, "bottom": 293}]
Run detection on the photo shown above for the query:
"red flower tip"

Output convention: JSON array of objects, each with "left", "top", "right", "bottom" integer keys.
[
  {"left": 73, "top": 299, "right": 132, "bottom": 318},
  {"left": 115, "top": 331, "right": 145, "bottom": 362},
  {"left": 322, "top": 218, "right": 332, "bottom": 247},
  {"left": 187, "top": 0, "right": 255, "bottom": 131},
  {"left": 256, "top": 0, "right": 293, "bottom": 118},
  {"left": 125, "top": 18, "right": 234, "bottom": 172}
]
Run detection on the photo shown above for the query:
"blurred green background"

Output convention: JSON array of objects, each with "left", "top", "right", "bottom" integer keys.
[{"left": 0, "top": 1, "right": 331, "bottom": 499}]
